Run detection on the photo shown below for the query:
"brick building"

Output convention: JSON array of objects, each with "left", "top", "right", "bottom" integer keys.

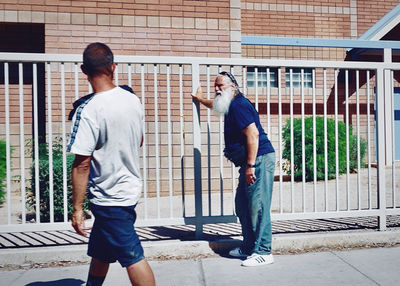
[{"left": 1, "top": 0, "right": 399, "bottom": 200}]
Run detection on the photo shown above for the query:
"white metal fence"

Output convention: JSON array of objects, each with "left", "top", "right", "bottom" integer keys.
[{"left": 0, "top": 53, "right": 399, "bottom": 236}]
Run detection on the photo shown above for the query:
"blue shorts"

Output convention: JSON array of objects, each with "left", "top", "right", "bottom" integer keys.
[{"left": 88, "top": 203, "right": 145, "bottom": 267}]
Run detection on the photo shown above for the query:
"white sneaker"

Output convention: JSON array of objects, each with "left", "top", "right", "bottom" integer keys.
[
  {"left": 241, "top": 253, "right": 274, "bottom": 267},
  {"left": 229, "top": 247, "right": 248, "bottom": 258}
]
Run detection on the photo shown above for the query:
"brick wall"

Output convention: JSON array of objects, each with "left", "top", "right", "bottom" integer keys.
[
  {"left": 0, "top": 0, "right": 239, "bottom": 57},
  {"left": 239, "top": 0, "right": 394, "bottom": 165},
  {"left": 0, "top": 0, "right": 397, "bottom": 201},
  {"left": 241, "top": 0, "right": 400, "bottom": 41},
  {"left": 357, "top": 0, "right": 399, "bottom": 36},
  {"left": 242, "top": 10, "right": 350, "bottom": 38},
  {"left": 0, "top": 1, "right": 243, "bottom": 198}
]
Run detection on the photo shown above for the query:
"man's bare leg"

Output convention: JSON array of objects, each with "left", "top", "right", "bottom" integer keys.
[
  {"left": 86, "top": 258, "right": 110, "bottom": 286},
  {"left": 126, "top": 259, "right": 156, "bottom": 286}
]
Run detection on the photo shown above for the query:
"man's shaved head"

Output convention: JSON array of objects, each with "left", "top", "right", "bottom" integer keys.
[{"left": 82, "top": 42, "right": 114, "bottom": 78}]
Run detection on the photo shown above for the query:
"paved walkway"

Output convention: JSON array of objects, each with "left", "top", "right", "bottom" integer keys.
[
  {"left": 1, "top": 217, "right": 400, "bottom": 285},
  {"left": 1, "top": 245, "right": 400, "bottom": 286}
]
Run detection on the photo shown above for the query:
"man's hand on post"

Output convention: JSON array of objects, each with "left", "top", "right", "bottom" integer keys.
[
  {"left": 191, "top": 85, "right": 214, "bottom": 109},
  {"left": 191, "top": 86, "right": 204, "bottom": 103}
]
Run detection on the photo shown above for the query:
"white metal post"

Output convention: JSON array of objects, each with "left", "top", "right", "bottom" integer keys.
[
  {"left": 376, "top": 68, "right": 387, "bottom": 231},
  {"left": 4, "top": 62, "right": 11, "bottom": 225},
  {"left": 192, "top": 63, "right": 203, "bottom": 239},
  {"left": 18, "top": 63, "right": 26, "bottom": 224},
  {"left": 384, "top": 48, "right": 393, "bottom": 166}
]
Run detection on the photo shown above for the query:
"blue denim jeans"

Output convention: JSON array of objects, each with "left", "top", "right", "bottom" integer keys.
[{"left": 235, "top": 152, "right": 275, "bottom": 255}]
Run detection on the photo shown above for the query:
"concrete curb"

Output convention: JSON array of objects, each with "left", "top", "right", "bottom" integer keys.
[
  {"left": 271, "top": 228, "right": 400, "bottom": 251},
  {"left": 1, "top": 229, "right": 400, "bottom": 266}
]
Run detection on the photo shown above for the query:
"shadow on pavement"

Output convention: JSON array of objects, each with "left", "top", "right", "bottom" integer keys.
[{"left": 25, "top": 278, "right": 84, "bottom": 285}]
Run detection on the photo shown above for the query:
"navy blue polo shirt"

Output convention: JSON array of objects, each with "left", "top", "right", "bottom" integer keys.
[{"left": 224, "top": 94, "right": 274, "bottom": 156}]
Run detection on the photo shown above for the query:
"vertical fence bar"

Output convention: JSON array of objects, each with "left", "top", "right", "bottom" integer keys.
[
  {"left": 128, "top": 64, "right": 132, "bottom": 87},
  {"left": 141, "top": 64, "right": 148, "bottom": 219},
  {"left": 153, "top": 64, "right": 160, "bottom": 219},
  {"left": 179, "top": 65, "right": 185, "bottom": 217},
  {"left": 301, "top": 69, "right": 305, "bottom": 212},
  {"left": 18, "top": 63, "right": 26, "bottom": 223},
  {"left": 192, "top": 62, "right": 203, "bottom": 238},
  {"left": 289, "top": 68, "right": 294, "bottom": 213},
  {"left": 230, "top": 66, "right": 236, "bottom": 214},
  {"left": 46, "top": 62, "right": 54, "bottom": 223},
  {"left": 334, "top": 69, "right": 339, "bottom": 211},
  {"left": 4, "top": 62, "right": 11, "bottom": 224},
  {"left": 384, "top": 49, "right": 393, "bottom": 166},
  {"left": 356, "top": 70, "right": 361, "bottom": 210},
  {"left": 74, "top": 63, "right": 79, "bottom": 100},
  {"left": 114, "top": 64, "right": 119, "bottom": 86},
  {"left": 312, "top": 69, "right": 317, "bottom": 212},
  {"left": 267, "top": 68, "right": 271, "bottom": 136},
  {"left": 278, "top": 68, "right": 283, "bottom": 213},
  {"left": 255, "top": 67, "right": 259, "bottom": 111},
  {"left": 243, "top": 66, "right": 247, "bottom": 97},
  {"left": 33, "top": 63, "right": 40, "bottom": 223},
  {"left": 376, "top": 68, "right": 387, "bottom": 230},
  {"left": 323, "top": 68, "right": 328, "bottom": 211},
  {"left": 391, "top": 70, "right": 396, "bottom": 208},
  {"left": 366, "top": 70, "right": 372, "bottom": 209},
  {"left": 166, "top": 64, "right": 173, "bottom": 218},
  {"left": 206, "top": 65, "right": 211, "bottom": 216},
  {"left": 218, "top": 66, "right": 224, "bottom": 215},
  {"left": 345, "top": 69, "right": 350, "bottom": 211},
  {"left": 61, "top": 63, "right": 68, "bottom": 223}
]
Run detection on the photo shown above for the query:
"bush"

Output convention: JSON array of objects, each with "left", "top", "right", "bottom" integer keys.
[
  {"left": 26, "top": 139, "right": 89, "bottom": 222},
  {"left": 282, "top": 117, "right": 367, "bottom": 181},
  {"left": 0, "top": 140, "right": 9, "bottom": 206}
]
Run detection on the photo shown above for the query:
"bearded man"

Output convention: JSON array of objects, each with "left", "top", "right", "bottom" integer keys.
[{"left": 192, "top": 71, "right": 276, "bottom": 267}]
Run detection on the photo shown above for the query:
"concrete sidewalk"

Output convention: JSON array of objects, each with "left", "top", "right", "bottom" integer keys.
[
  {"left": 1, "top": 222, "right": 400, "bottom": 285},
  {"left": 1, "top": 245, "right": 400, "bottom": 286}
]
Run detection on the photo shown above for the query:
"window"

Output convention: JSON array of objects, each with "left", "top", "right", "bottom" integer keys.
[
  {"left": 0, "top": 23, "right": 45, "bottom": 84},
  {"left": 247, "top": 67, "right": 277, "bottom": 88},
  {"left": 0, "top": 23, "right": 46, "bottom": 142},
  {"left": 285, "top": 68, "right": 313, "bottom": 88}
]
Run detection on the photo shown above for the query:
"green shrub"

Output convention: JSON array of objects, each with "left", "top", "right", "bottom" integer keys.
[
  {"left": 0, "top": 140, "right": 9, "bottom": 206},
  {"left": 282, "top": 117, "right": 367, "bottom": 181},
  {"left": 26, "top": 139, "right": 89, "bottom": 222}
]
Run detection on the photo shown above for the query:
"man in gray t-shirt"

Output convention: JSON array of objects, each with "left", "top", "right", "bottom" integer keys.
[{"left": 68, "top": 42, "right": 155, "bottom": 286}]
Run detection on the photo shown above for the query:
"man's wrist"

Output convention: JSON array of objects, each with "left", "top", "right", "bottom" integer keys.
[
  {"left": 73, "top": 205, "right": 84, "bottom": 212},
  {"left": 246, "top": 163, "right": 256, "bottom": 168}
]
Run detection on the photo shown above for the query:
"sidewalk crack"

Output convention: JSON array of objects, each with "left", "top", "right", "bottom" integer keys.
[
  {"left": 199, "top": 259, "right": 206, "bottom": 286},
  {"left": 331, "top": 251, "right": 380, "bottom": 286}
]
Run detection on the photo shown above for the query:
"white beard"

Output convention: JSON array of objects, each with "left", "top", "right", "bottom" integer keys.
[{"left": 213, "top": 88, "right": 234, "bottom": 115}]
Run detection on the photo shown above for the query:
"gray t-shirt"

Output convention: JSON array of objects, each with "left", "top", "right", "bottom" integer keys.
[{"left": 68, "top": 86, "right": 143, "bottom": 206}]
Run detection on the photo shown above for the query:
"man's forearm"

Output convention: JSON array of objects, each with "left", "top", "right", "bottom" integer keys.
[
  {"left": 72, "top": 170, "right": 88, "bottom": 211},
  {"left": 198, "top": 98, "right": 214, "bottom": 109},
  {"left": 71, "top": 155, "right": 91, "bottom": 211},
  {"left": 246, "top": 135, "right": 258, "bottom": 165}
]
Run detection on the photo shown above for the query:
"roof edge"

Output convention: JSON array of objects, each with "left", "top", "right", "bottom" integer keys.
[{"left": 359, "top": 3, "right": 400, "bottom": 41}]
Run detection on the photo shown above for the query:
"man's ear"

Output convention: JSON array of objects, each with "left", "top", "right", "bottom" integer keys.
[
  {"left": 81, "top": 64, "right": 87, "bottom": 75},
  {"left": 110, "top": 63, "right": 116, "bottom": 73}
]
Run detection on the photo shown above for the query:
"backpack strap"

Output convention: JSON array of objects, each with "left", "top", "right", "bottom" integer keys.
[{"left": 68, "top": 85, "right": 135, "bottom": 120}]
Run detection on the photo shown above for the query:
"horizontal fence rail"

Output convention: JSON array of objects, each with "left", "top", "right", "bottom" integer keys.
[{"left": 0, "top": 53, "right": 399, "bottom": 234}]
